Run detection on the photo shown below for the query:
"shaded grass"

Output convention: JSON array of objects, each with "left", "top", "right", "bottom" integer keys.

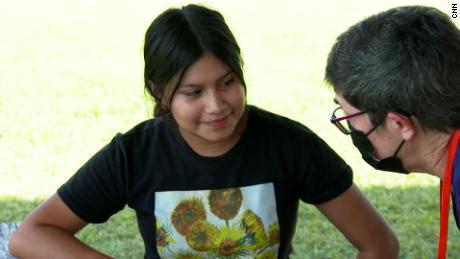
[
  {"left": 3, "top": 185, "right": 460, "bottom": 258},
  {"left": 2, "top": 0, "right": 460, "bottom": 258},
  {"left": 295, "top": 186, "right": 460, "bottom": 258}
]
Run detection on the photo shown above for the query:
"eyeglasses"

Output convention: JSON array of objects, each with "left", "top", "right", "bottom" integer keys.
[{"left": 330, "top": 107, "right": 366, "bottom": 135}]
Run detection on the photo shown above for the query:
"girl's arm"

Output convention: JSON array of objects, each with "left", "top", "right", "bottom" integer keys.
[
  {"left": 316, "top": 183, "right": 399, "bottom": 259},
  {"left": 9, "top": 193, "right": 112, "bottom": 259}
]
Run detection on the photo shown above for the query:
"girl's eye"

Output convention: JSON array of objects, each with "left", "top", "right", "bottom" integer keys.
[
  {"left": 223, "top": 77, "right": 234, "bottom": 86},
  {"left": 184, "top": 89, "right": 201, "bottom": 97}
]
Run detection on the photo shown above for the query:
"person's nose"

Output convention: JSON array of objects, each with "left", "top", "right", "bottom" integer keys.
[{"left": 204, "top": 89, "right": 225, "bottom": 114}]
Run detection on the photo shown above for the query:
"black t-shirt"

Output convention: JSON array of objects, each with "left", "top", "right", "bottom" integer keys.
[{"left": 58, "top": 105, "right": 352, "bottom": 259}]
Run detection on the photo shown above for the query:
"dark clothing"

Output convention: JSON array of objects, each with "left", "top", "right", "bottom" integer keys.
[
  {"left": 450, "top": 132, "right": 460, "bottom": 229},
  {"left": 58, "top": 105, "right": 353, "bottom": 258}
]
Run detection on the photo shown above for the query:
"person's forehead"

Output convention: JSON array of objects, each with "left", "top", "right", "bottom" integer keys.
[{"left": 180, "top": 52, "right": 230, "bottom": 84}]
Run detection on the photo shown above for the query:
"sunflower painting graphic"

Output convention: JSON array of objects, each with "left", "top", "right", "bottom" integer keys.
[
  {"left": 154, "top": 183, "right": 279, "bottom": 258},
  {"left": 171, "top": 198, "right": 207, "bottom": 236},
  {"left": 255, "top": 250, "right": 277, "bottom": 259},
  {"left": 156, "top": 218, "right": 175, "bottom": 254},
  {"left": 212, "top": 224, "right": 248, "bottom": 257},
  {"left": 172, "top": 251, "right": 206, "bottom": 259},
  {"left": 208, "top": 188, "right": 243, "bottom": 223},
  {"left": 268, "top": 223, "right": 280, "bottom": 245},
  {"left": 185, "top": 220, "right": 218, "bottom": 251}
]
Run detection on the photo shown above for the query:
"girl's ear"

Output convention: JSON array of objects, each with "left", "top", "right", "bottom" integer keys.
[
  {"left": 386, "top": 112, "right": 415, "bottom": 140},
  {"left": 147, "top": 80, "right": 155, "bottom": 88},
  {"left": 148, "top": 80, "right": 163, "bottom": 100}
]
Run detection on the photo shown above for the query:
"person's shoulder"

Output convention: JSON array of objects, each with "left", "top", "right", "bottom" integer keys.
[
  {"left": 128, "top": 116, "right": 165, "bottom": 134},
  {"left": 247, "top": 105, "right": 338, "bottom": 162},
  {"left": 113, "top": 116, "right": 169, "bottom": 146},
  {"left": 248, "top": 105, "right": 314, "bottom": 136}
]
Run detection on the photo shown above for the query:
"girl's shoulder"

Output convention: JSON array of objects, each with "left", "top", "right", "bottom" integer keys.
[{"left": 247, "top": 105, "right": 316, "bottom": 138}]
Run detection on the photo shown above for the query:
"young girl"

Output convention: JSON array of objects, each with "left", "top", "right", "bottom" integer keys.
[{"left": 9, "top": 4, "right": 398, "bottom": 258}]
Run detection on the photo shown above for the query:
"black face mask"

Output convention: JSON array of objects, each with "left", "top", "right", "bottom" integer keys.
[{"left": 350, "top": 124, "right": 409, "bottom": 174}]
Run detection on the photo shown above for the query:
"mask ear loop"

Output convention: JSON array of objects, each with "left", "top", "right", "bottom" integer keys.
[
  {"left": 365, "top": 120, "right": 406, "bottom": 158},
  {"left": 390, "top": 111, "right": 411, "bottom": 157},
  {"left": 364, "top": 110, "right": 412, "bottom": 137},
  {"left": 392, "top": 140, "right": 405, "bottom": 156},
  {"left": 364, "top": 120, "right": 382, "bottom": 136}
]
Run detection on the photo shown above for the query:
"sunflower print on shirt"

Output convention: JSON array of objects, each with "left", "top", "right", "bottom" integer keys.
[{"left": 155, "top": 183, "right": 280, "bottom": 258}]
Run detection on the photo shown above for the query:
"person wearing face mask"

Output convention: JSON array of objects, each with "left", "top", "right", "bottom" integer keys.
[{"left": 325, "top": 5, "right": 460, "bottom": 259}]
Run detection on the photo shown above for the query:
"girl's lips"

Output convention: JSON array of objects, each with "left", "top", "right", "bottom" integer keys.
[{"left": 206, "top": 116, "right": 229, "bottom": 128}]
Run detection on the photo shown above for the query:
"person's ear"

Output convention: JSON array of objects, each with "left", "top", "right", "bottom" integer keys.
[
  {"left": 386, "top": 112, "right": 415, "bottom": 140},
  {"left": 147, "top": 80, "right": 161, "bottom": 98}
]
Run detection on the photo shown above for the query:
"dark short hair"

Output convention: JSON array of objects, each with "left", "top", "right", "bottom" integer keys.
[
  {"left": 325, "top": 6, "right": 460, "bottom": 132},
  {"left": 143, "top": 4, "right": 246, "bottom": 117}
]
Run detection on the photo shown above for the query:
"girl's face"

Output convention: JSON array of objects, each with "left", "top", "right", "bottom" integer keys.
[{"left": 170, "top": 52, "right": 246, "bottom": 155}]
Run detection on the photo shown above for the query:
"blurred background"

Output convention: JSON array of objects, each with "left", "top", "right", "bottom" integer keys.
[{"left": 1, "top": 0, "right": 459, "bottom": 257}]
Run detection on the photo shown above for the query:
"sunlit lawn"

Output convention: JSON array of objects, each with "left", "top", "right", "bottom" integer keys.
[{"left": 1, "top": 0, "right": 459, "bottom": 258}]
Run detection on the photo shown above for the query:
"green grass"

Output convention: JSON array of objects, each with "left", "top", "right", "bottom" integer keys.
[{"left": 1, "top": 0, "right": 460, "bottom": 257}]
